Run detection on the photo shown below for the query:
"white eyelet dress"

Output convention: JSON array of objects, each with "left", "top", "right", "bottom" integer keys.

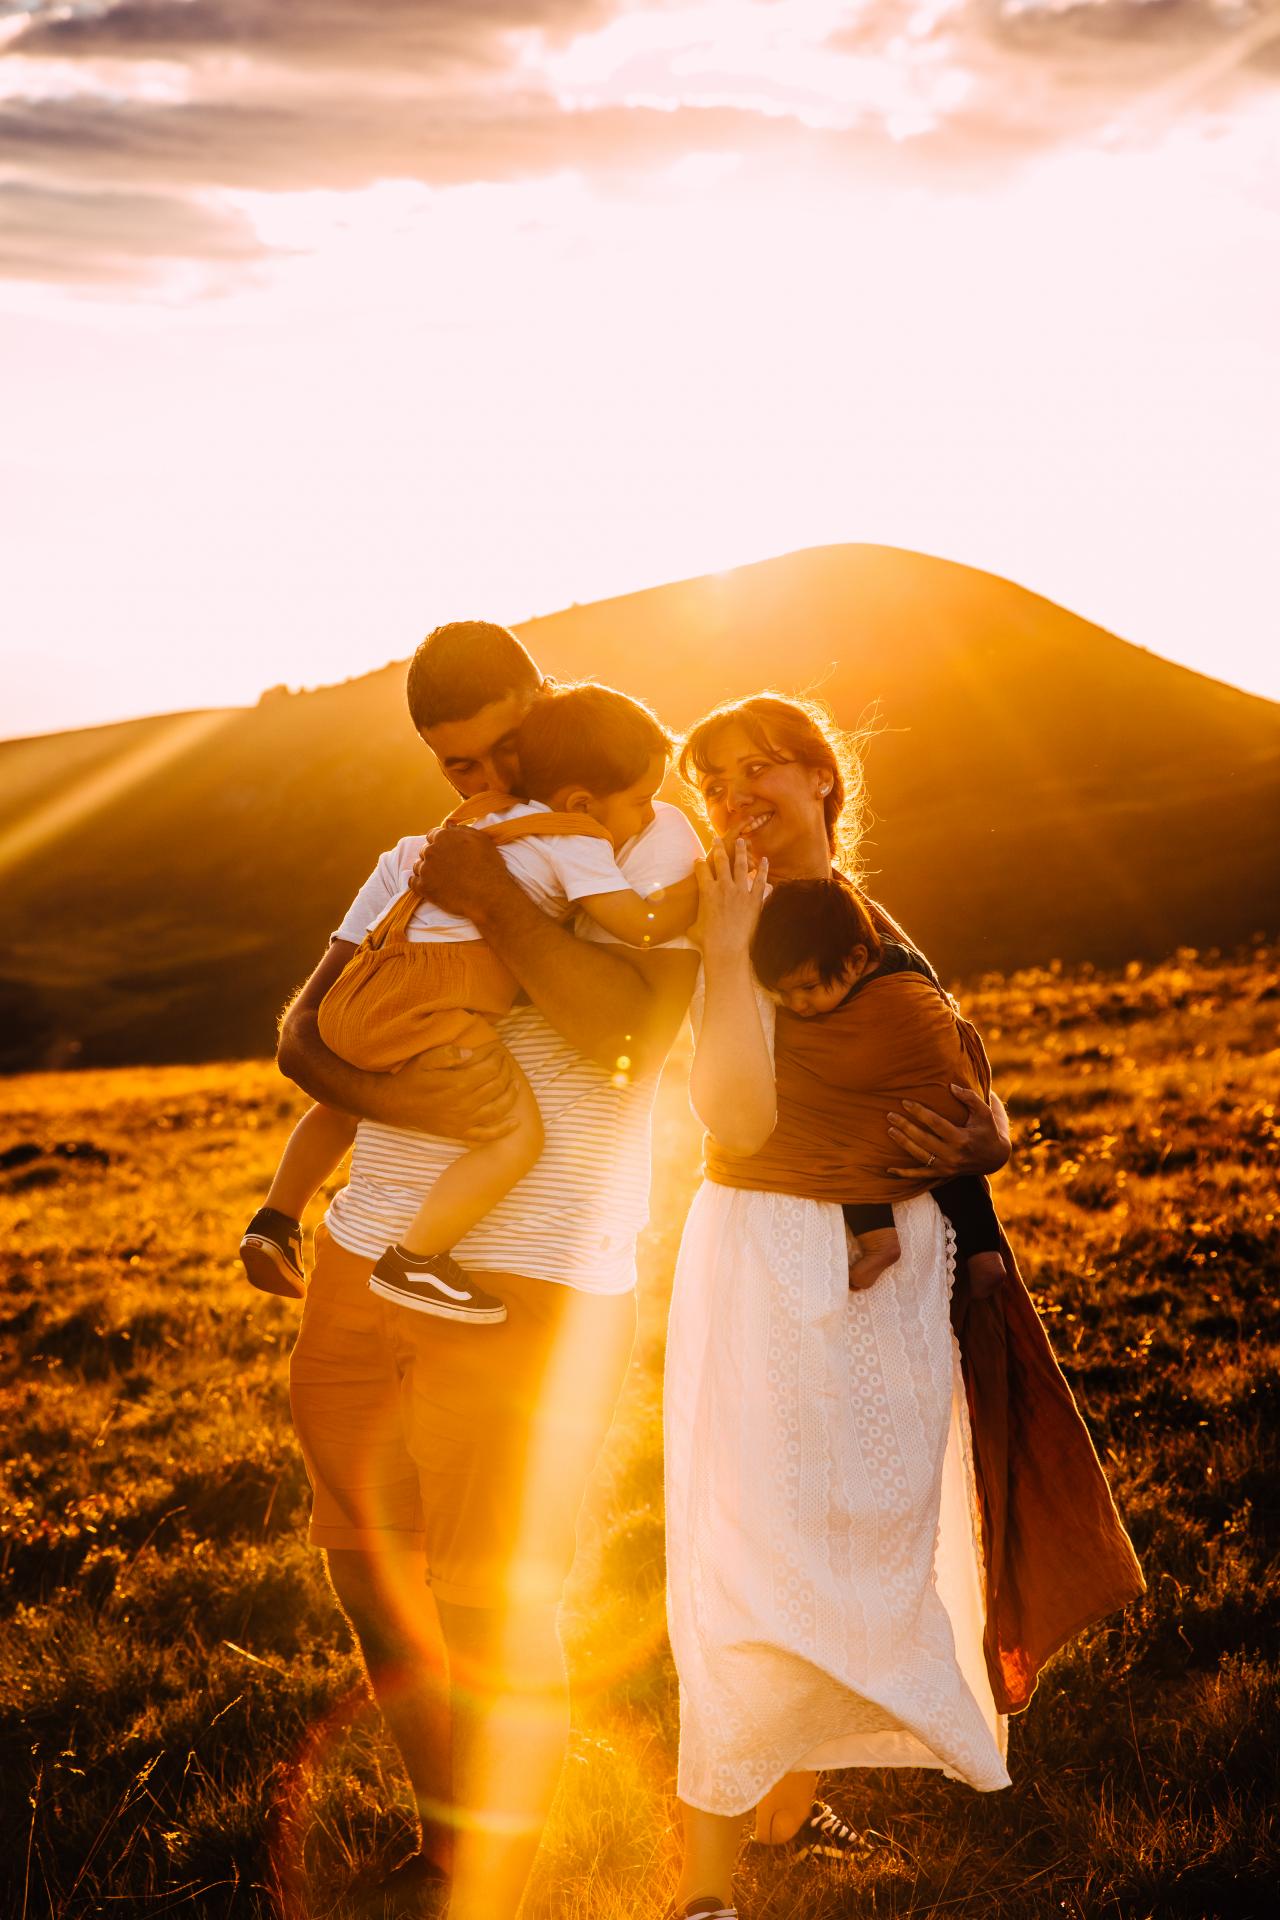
[{"left": 664, "top": 986, "right": 1011, "bottom": 1815}]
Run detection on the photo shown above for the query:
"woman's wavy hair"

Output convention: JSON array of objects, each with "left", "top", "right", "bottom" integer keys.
[{"left": 677, "top": 692, "right": 869, "bottom": 880}]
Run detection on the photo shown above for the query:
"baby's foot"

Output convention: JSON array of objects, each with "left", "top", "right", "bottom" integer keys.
[
  {"left": 240, "top": 1207, "right": 305, "bottom": 1300},
  {"left": 967, "top": 1250, "right": 1007, "bottom": 1300},
  {"left": 848, "top": 1247, "right": 901, "bottom": 1292},
  {"left": 368, "top": 1246, "right": 508, "bottom": 1323}
]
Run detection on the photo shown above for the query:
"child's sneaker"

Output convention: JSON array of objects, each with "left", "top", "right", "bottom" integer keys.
[
  {"left": 368, "top": 1246, "right": 508, "bottom": 1323},
  {"left": 240, "top": 1207, "right": 306, "bottom": 1299}
]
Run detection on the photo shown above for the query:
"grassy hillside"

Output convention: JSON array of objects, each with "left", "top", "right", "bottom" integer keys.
[
  {"left": 1, "top": 944, "right": 1277, "bottom": 1918},
  {"left": 2, "top": 544, "right": 1278, "bottom": 1073}
]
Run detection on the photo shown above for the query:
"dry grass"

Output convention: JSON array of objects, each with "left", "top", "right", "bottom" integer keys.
[{"left": 2, "top": 943, "right": 1277, "bottom": 1919}]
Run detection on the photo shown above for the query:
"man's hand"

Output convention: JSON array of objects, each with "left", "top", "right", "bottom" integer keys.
[
  {"left": 378, "top": 1040, "right": 519, "bottom": 1142},
  {"left": 886, "top": 1085, "right": 1011, "bottom": 1180},
  {"left": 410, "top": 827, "right": 511, "bottom": 922},
  {"left": 276, "top": 936, "right": 521, "bottom": 1141}
]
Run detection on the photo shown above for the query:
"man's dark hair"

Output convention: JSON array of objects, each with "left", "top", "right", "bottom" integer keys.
[
  {"left": 407, "top": 621, "right": 542, "bottom": 730},
  {"left": 751, "top": 877, "right": 883, "bottom": 990},
  {"left": 516, "top": 681, "right": 673, "bottom": 801}
]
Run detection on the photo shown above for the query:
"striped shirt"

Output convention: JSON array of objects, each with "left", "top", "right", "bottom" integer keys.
[{"left": 324, "top": 802, "right": 702, "bottom": 1293}]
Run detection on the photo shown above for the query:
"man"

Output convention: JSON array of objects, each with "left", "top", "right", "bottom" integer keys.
[{"left": 277, "top": 621, "right": 701, "bottom": 1919}]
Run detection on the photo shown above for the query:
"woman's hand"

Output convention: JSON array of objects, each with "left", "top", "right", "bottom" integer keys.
[
  {"left": 690, "top": 836, "right": 768, "bottom": 966},
  {"left": 886, "top": 1087, "right": 1012, "bottom": 1180}
]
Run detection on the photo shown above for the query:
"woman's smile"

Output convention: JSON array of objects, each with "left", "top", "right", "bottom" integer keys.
[
  {"left": 696, "top": 721, "right": 830, "bottom": 877},
  {"left": 735, "top": 807, "right": 774, "bottom": 840}
]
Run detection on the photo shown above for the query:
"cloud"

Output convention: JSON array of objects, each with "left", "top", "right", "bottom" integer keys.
[
  {"left": 1, "top": 0, "right": 1275, "bottom": 288},
  {"left": 0, "top": 176, "right": 267, "bottom": 283},
  {"left": 828, "top": 0, "right": 1280, "bottom": 112},
  {"left": 0, "top": 92, "right": 830, "bottom": 194},
  {"left": 3, "top": 0, "right": 610, "bottom": 70}
]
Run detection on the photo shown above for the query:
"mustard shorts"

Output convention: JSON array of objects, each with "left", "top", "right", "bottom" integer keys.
[{"left": 288, "top": 1224, "right": 637, "bottom": 1608}]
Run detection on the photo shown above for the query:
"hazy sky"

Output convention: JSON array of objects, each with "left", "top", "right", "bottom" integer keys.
[{"left": 2, "top": 0, "right": 1278, "bottom": 737}]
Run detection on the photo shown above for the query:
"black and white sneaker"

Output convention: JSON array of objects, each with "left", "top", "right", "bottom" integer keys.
[
  {"left": 665, "top": 1901, "right": 737, "bottom": 1920},
  {"left": 757, "top": 1798, "right": 893, "bottom": 1867},
  {"left": 240, "top": 1207, "right": 306, "bottom": 1299},
  {"left": 368, "top": 1246, "right": 508, "bottom": 1323}
]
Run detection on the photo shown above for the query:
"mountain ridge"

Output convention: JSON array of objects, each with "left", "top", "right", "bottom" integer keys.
[{"left": 2, "top": 542, "right": 1277, "bottom": 1071}]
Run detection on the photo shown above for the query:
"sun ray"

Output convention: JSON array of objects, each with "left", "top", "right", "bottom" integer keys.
[{"left": 0, "top": 708, "right": 235, "bottom": 879}]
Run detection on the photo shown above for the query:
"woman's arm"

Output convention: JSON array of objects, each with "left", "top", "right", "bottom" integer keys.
[{"left": 688, "top": 841, "right": 776, "bottom": 1156}]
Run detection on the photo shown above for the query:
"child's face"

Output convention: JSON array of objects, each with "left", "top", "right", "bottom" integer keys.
[
  {"left": 584, "top": 754, "right": 668, "bottom": 851},
  {"left": 769, "top": 951, "right": 868, "bottom": 1017}
]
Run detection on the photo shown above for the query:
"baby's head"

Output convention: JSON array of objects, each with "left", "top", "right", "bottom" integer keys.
[
  {"left": 752, "top": 877, "right": 883, "bottom": 1016},
  {"left": 515, "top": 681, "right": 674, "bottom": 849}
]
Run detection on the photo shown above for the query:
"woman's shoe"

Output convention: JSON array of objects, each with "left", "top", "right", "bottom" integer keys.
[
  {"left": 755, "top": 1797, "right": 893, "bottom": 1865},
  {"left": 666, "top": 1901, "right": 738, "bottom": 1920}
]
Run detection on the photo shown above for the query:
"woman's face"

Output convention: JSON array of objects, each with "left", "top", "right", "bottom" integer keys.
[{"left": 694, "top": 720, "right": 833, "bottom": 878}]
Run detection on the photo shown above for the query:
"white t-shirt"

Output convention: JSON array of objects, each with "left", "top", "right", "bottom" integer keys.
[
  {"left": 324, "top": 800, "right": 703, "bottom": 1293},
  {"left": 358, "top": 799, "right": 633, "bottom": 945}
]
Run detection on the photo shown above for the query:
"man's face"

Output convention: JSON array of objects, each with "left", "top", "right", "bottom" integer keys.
[{"left": 419, "top": 688, "right": 539, "bottom": 797}]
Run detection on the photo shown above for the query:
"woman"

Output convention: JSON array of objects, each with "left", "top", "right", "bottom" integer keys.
[{"left": 663, "top": 695, "right": 1141, "bottom": 1920}]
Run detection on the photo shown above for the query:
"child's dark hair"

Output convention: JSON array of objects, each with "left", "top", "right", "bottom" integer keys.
[
  {"left": 516, "top": 681, "right": 673, "bottom": 801},
  {"left": 751, "top": 877, "right": 883, "bottom": 990}
]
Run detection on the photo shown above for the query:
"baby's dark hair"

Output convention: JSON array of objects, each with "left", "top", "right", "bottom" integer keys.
[
  {"left": 751, "top": 877, "right": 883, "bottom": 990},
  {"left": 516, "top": 680, "right": 673, "bottom": 801}
]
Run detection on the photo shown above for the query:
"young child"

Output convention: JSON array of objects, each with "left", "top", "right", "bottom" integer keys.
[
  {"left": 240, "top": 683, "right": 698, "bottom": 1320},
  {"left": 749, "top": 877, "right": 1007, "bottom": 1298}
]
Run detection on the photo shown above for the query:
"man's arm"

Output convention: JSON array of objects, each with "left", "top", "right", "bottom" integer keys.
[
  {"left": 410, "top": 829, "right": 698, "bottom": 1074},
  {"left": 277, "top": 940, "right": 520, "bottom": 1139}
]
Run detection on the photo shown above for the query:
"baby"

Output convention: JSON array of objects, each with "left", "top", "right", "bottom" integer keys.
[
  {"left": 240, "top": 683, "right": 697, "bottom": 1320},
  {"left": 750, "top": 877, "right": 1007, "bottom": 1297}
]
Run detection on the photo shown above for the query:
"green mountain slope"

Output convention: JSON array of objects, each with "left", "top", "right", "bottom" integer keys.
[{"left": 3, "top": 544, "right": 1277, "bottom": 1070}]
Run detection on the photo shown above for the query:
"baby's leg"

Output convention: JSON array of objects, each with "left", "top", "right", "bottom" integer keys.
[
  {"left": 399, "top": 1053, "right": 544, "bottom": 1256},
  {"left": 966, "top": 1250, "right": 1008, "bottom": 1299},
  {"left": 266, "top": 1103, "right": 359, "bottom": 1218},
  {"left": 242, "top": 1103, "right": 358, "bottom": 1299},
  {"left": 846, "top": 1224, "right": 902, "bottom": 1292},
  {"left": 932, "top": 1175, "right": 1007, "bottom": 1300}
]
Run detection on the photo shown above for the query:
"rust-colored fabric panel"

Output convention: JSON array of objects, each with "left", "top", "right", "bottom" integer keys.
[
  {"left": 705, "top": 970, "right": 991, "bottom": 1204},
  {"left": 952, "top": 1233, "right": 1146, "bottom": 1713}
]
